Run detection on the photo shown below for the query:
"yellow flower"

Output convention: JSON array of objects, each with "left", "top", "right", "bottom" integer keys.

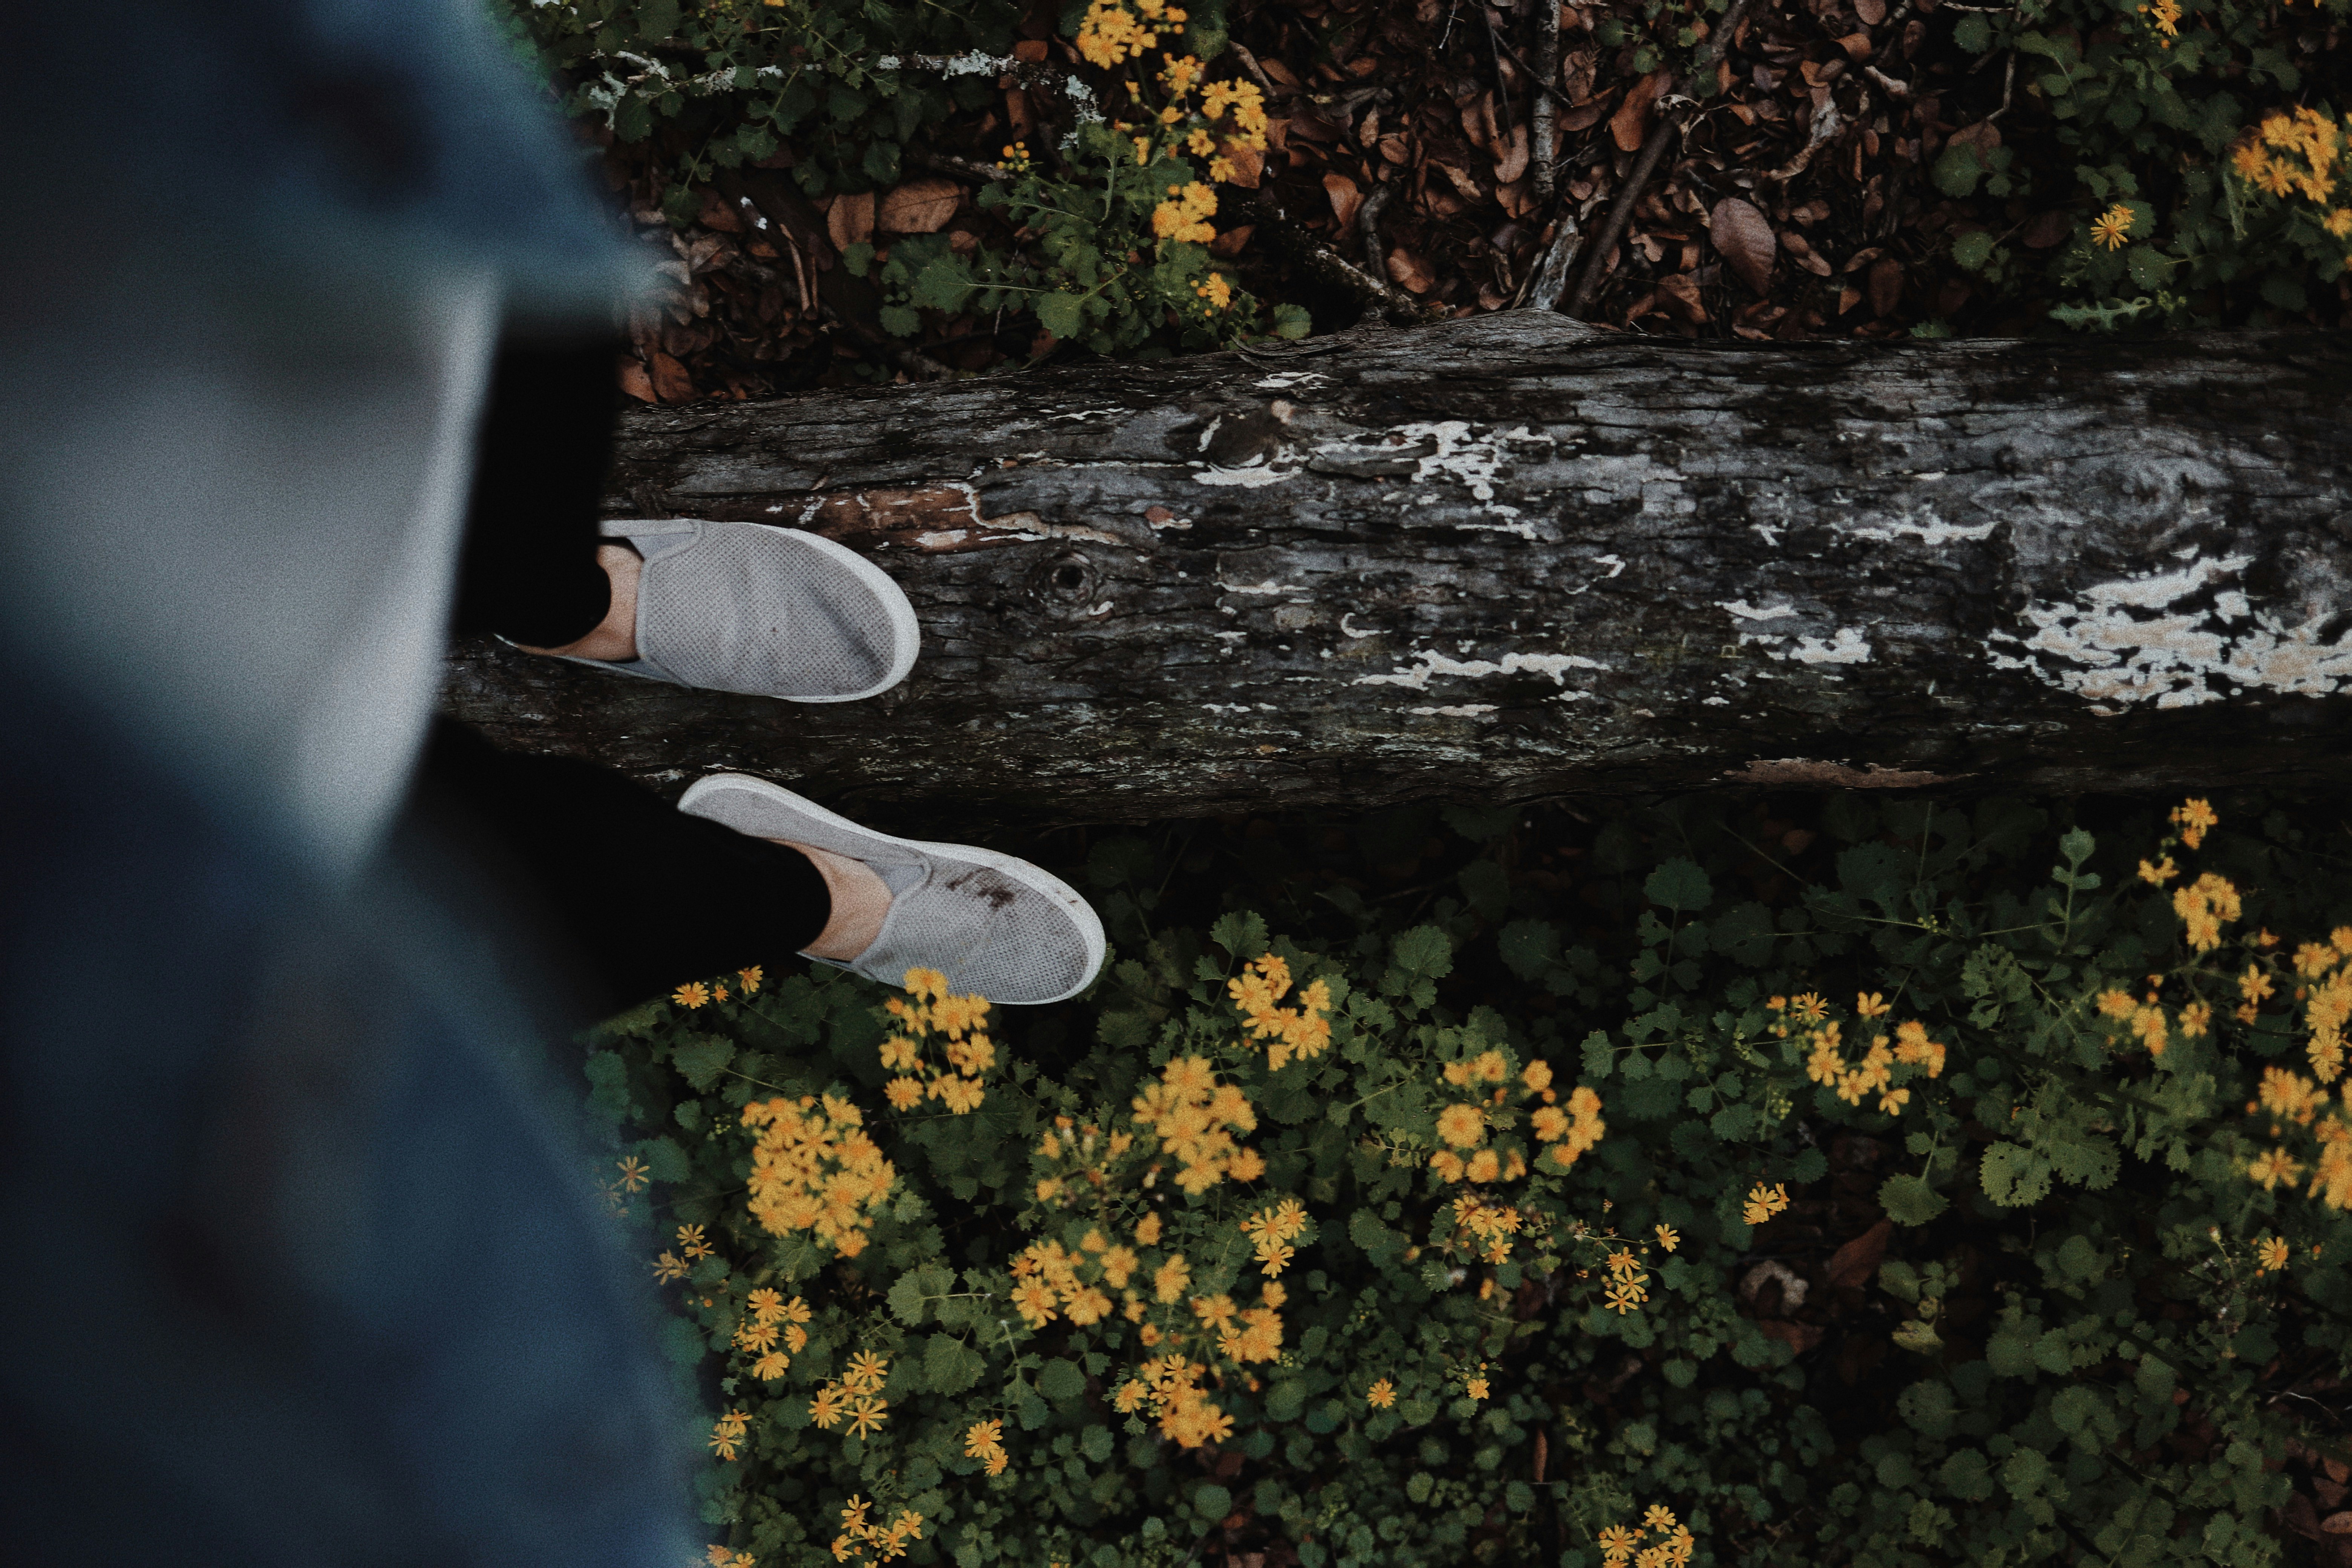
[
  {"left": 1790, "top": 992, "right": 1829, "bottom": 1023},
  {"left": 1465, "top": 1375, "right": 1489, "bottom": 1400},
  {"left": 885, "top": 1075, "right": 925, "bottom": 1110},
  {"left": 2246, "top": 1145, "right": 2304, "bottom": 1191},
  {"left": 2172, "top": 798, "right": 2218, "bottom": 848},
  {"left": 807, "top": 1384, "right": 847, "bottom": 1429},
  {"left": 737, "top": 964, "right": 763, "bottom": 994},
  {"left": 1877, "top": 1087, "right": 1912, "bottom": 1115},
  {"left": 2089, "top": 204, "right": 2134, "bottom": 251},
  {"left": 750, "top": 1350, "right": 789, "bottom": 1380},
  {"left": 1856, "top": 992, "right": 1891, "bottom": 1018},
  {"left": 678, "top": 1224, "right": 713, "bottom": 1259},
  {"left": 674, "top": 981, "right": 712, "bottom": 1009},
  {"left": 1599, "top": 1525, "right": 1640, "bottom": 1564},
  {"left": 1654, "top": 1223, "right": 1679, "bottom": 1252},
  {"left": 615, "top": 1155, "right": 650, "bottom": 1193},
  {"left": 651, "top": 1251, "right": 689, "bottom": 1283},
  {"left": 1367, "top": 1377, "right": 1396, "bottom": 1408},
  {"left": 2241, "top": 966, "right": 2275, "bottom": 1005},
  {"left": 2180, "top": 1000, "right": 2213, "bottom": 1037},
  {"left": 1741, "top": 1181, "right": 1790, "bottom": 1226},
  {"left": 2139, "top": 856, "right": 2178, "bottom": 885},
  {"left": 843, "top": 1350, "right": 890, "bottom": 1395},
  {"left": 964, "top": 1418, "right": 1004, "bottom": 1457},
  {"left": 2256, "top": 1235, "right": 2291, "bottom": 1272},
  {"left": 1134, "top": 1211, "right": 1162, "bottom": 1246},
  {"left": 845, "top": 1396, "right": 889, "bottom": 1438},
  {"left": 1436, "top": 1102, "right": 1487, "bottom": 1147},
  {"left": 1643, "top": 1505, "right": 1679, "bottom": 1534}
]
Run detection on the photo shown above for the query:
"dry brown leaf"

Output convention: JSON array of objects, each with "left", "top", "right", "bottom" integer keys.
[
  {"left": 1386, "top": 246, "right": 1434, "bottom": 292},
  {"left": 1854, "top": 0, "right": 1886, "bottom": 21},
  {"left": 1948, "top": 119, "right": 2003, "bottom": 156},
  {"left": 826, "top": 190, "right": 875, "bottom": 250},
  {"left": 1781, "top": 230, "right": 1833, "bottom": 276},
  {"left": 1841, "top": 244, "right": 1886, "bottom": 273},
  {"left": 1838, "top": 284, "right": 1863, "bottom": 315},
  {"left": 2324, "top": 1514, "right": 2352, "bottom": 1536},
  {"left": 1709, "top": 196, "right": 1776, "bottom": 295},
  {"left": 1011, "top": 38, "right": 1049, "bottom": 61},
  {"left": 878, "top": 176, "right": 962, "bottom": 234},
  {"left": 1656, "top": 272, "right": 1708, "bottom": 325},
  {"left": 1358, "top": 104, "right": 1383, "bottom": 149},
  {"left": 1005, "top": 87, "right": 1034, "bottom": 141},
  {"left": 1324, "top": 172, "right": 1363, "bottom": 230},
  {"left": 1868, "top": 255, "right": 1904, "bottom": 317},
  {"left": 618, "top": 358, "right": 657, "bottom": 402},
  {"left": 2329, "top": 1458, "right": 2351, "bottom": 1485},
  {"left": 1611, "top": 71, "right": 1666, "bottom": 152},
  {"left": 1259, "top": 57, "right": 1300, "bottom": 88},
  {"left": 1496, "top": 176, "right": 1533, "bottom": 219},
  {"left": 1209, "top": 224, "right": 1254, "bottom": 259},
  {"left": 1219, "top": 139, "right": 1264, "bottom": 188},
  {"left": 2021, "top": 209, "right": 2071, "bottom": 248},
  {"left": 1432, "top": 162, "right": 1484, "bottom": 203},
  {"left": 1493, "top": 122, "right": 1530, "bottom": 184},
  {"left": 1378, "top": 133, "right": 1410, "bottom": 164},
  {"left": 1559, "top": 98, "right": 1611, "bottom": 133},
  {"left": 1825, "top": 1220, "right": 1892, "bottom": 1291},
  {"left": 697, "top": 189, "right": 745, "bottom": 233},
  {"left": 648, "top": 350, "right": 695, "bottom": 402},
  {"left": 1461, "top": 92, "right": 1500, "bottom": 152},
  {"left": 1835, "top": 31, "right": 1873, "bottom": 59}
]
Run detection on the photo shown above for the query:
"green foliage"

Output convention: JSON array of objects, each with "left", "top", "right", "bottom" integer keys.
[
  {"left": 1929, "top": 0, "right": 2352, "bottom": 325},
  {"left": 493, "top": 0, "right": 1305, "bottom": 363},
  {"left": 581, "top": 794, "right": 2352, "bottom": 1566}
]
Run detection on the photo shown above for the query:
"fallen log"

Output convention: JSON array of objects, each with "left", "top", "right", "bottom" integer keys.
[{"left": 443, "top": 312, "right": 2352, "bottom": 822}]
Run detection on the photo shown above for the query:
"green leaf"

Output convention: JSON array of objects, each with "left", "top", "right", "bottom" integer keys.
[
  {"left": 1643, "top": 858, "right": 1712, "bottom": 913},
  {"left": 1939, "top": 1449, "right": 1996, "bottom": 1502},
  {"left": 1193, "top": 1482, "right": 1232, "bottom": 1521},
  {"left": 672, "top": 1035, "right": 736, "bottom": 1092},
  {"left": 638, "top": 1136, "right": 692, "bottom": 1184},
  {"left": 1390, "top": 925, "right": 1454, "bottom": 980},
  {"left": 1210, "top": 910, "right": 1269, "bottom": 960},
  {"left": 1498, "top": 919, "right": 1561, "bottom": 980},
  {"left": 1898, "top": 1381, "right": 1956, "bottom": 1439},
  {"left": 1932, "top": 144, "right": 1984, "bottom": 199},
  {"left": 2124, "top": 243, "right": 2170, "bottom": 291},
  {"left": 585, "top": 1050, "right": 631, "bottom": 1127},
  {"left": 1951, "top": 230, "right": 1996, "bottom": 273},
  {"left": 877, "top": 303, "right": 920, "bottom": 337},
  {"left": 1979, "top": 1141, "right": 2052, "bottom": 1207},
  {"left": 924, "top": 1332, "right": 986, "bottom": 1395},
  {"left": 1036, "top": 291, "right": 1087, "bottom": 339},
  {"left": 908, "top": 257, "right": 974, "bottom": 312},
  {"left": 1038, "top": 1357, "right": 1087, "bottom": 1403},
  {"left": 1880, "top": 1171, "right": 1950, "bottom": 1227},
  {"left": 1953, "top": 11, "right": 1991, "bottom": 51},
  {"left": 839, "top": 240, "right": 875, "bottom": 277},
  {"left": 888, "top": 1262, "right": 954, "bottom": 1324}
]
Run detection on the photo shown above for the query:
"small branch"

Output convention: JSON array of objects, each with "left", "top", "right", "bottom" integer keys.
[
  {"left": 1531, "top": 0, "right": 1563, "bottom": 204},
  {"left": 1520, "top": 143, "right": 1611, "bottom": 312},
  {"left": 1483, "top": 5, "right": 1517, "bottom": 143},
  {"left": 1226, "top": 41, "right": 1280, "bottom": 96},
  {"left": 1562, "top": 0, "right": 1773, "bottom": 320},
  {"left": 1359, "top": 180, "right": 1399, "bottom": 280},
  {"left": 1234, "top": 187, "right": 1445, "bottom": 323},
  {"left": 909, "top": 148, "right": 1009, "bottom": 184}
]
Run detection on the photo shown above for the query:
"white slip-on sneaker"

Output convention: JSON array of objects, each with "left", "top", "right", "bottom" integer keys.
[
  {"left": 544, "top": 518, "right": 919, "bottom": 701},
  {"left": 677, "top": 773, "right": 1107, "bottom": 1006}
]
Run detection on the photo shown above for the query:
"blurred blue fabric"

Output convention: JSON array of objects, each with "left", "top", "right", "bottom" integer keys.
[{"left": 0, "top": 3, "right": 693, "bottom": 1563}]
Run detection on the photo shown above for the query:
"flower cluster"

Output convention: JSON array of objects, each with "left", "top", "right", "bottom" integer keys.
[
  {"left": 2132, "top": 0, "right": 2180, "bottom": 47},
  {"left": 1741, "top": 1181, "right": 1791, "bottom": 1227},
  {"left": 1008, "top": 1231, "right": 1138, "bottom": 1329},
  {"left": 2090, "top": 203, "right": 2136, "bottom": 251},
  {"left": 1073, "top": 0, "right": 1184, "bottom": 69},
  {"left": 1031, "top": 1114, "right": 1137, "bottom": 1207},
  {"left": 1445, "top": 1193, "right": 1525, "bottom": 1266},
  {"left": 674, "top": 965, "right": 764, "bottom": 1011},
  {"left": 879, "top": 968, "right": 993, "bottom": 1115},
  {"left": 963, "top": 1418, "right": 1011, "bottom": 1476},
  {"left": 828, "top": 1496, "right": 923, "bottom": 1563},
  {"left": 1429, "top": 1048, "right": 1602, "bottom": 1183},
  {"left": 1599, "top": 1502, "right": 1697, "bottom": 1568},
  {"left": 1239, "top": 1196, "right": 1310, "bottom": 1274},
  {"left": 1775, "top": 994, "right": 1947, "bottom": 1114},
  {"left": 1130, "top": 1055, "right": 1263, "bottom": 1194},
  {"left": 808, "top": 1350, "right": 892, "bottom": 1439},
  {"left": 2173, "top": 872, "right": 2242, "bottom": 954},
  {"left": 1149, "top": 180, "right": 1217, "bottom": 245},
  {"left": 732, "top": 1286, "right": 811, "bottom": 1382},
  {"left": 1190, "top": 1280, "right": 1286, "bottom": 1363},
  {"left": 703, "top": 1547, "right": 755, "bottom": 1568},
  {"left": 1600, "top": 1242, "right": 1651, "bottom": 1315},
  {"left": 708, "top": 1406, "right": 750, "bottom": 1462},
  {"left": 1228, "top": 954, "right": 1333, "bottom": 1071},
  {"left": 1111, "top": 1354, "right": 1234, "bottom": 1447},
  {"left": 741, "top": 1091, "right": 896, "bottom": 1259}
]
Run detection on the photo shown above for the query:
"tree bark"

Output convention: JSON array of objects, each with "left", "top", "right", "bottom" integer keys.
[{"left": 443, "top": 313, "right": 2352, "bottom": 823}]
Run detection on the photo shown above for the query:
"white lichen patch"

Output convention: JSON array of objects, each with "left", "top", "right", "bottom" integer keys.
[
  {"left": 1355, "top": 648, "right": 1609, "bottom": 691},
  {"left": 1312, "top": 420, "right": 1554, "bottom": 537},
  {"left": 1408, "top": 704, "right": 1500, "bottom": 717},
  {"left": 1833, "top": 507, "right": 1998, "bottom": 546},
  {"left": 1987, "top": 552, "right": 2352, "bottom": 710},
  {"left": 1715, "top": 600, "right": 1871, "bottom": 665},
  {"left": 1253, "top": 371, "right": 1330, "bottom": 391},
  {"left": 1786, "top": 628, "right": 1874, "bottom": 665},
  {"left": 1191, "top": 450, "right": 1301, "bottom": 487}
]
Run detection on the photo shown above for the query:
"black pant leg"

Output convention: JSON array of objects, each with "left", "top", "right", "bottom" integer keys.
[
  {"left": 451, "top": 330, "right": 623, "bottom": 648},
  {"left": 404, "top": 720, "right": 831, "bottom": 1017}
]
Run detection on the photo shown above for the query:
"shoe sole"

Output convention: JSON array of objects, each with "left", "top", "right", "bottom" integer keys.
[
  {"left": 677, "top": 773, "right": 1108, "bottom": 1005},
  {"left": 534, "top": 520, "right": 921, "bottom": 703}
]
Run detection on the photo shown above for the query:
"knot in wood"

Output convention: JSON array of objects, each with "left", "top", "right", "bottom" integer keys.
[{"left": 1029, "top": 549, "right": 1102, "bottom": 616}]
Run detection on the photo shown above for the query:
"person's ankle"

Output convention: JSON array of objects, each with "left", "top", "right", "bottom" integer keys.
[
  {"left": 780, "top": 840, "right": 891, "bottom": 960},
  {"left": 514, "top": 542, "right": 643, "bottom": 661}
]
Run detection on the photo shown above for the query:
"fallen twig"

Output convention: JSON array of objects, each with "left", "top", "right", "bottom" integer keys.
[
  {"left": 1358, "top": 180, "right": 1398, "bottom": 280},
  {"left": 1235, "top": 187, "right": 1446, "bottom": 324},
  {"left": 1562, "top": 0, "right": 1773, "bottom": 320},
  {"left": 1531, "top": 0, "right": 1563, "bottom": 204}
]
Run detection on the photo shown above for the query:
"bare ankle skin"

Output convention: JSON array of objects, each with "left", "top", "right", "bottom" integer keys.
[
  {"left": 778, "top": 840, "right": 891, "bottom": 960},
  {"left": 514, "top": 542, "right": 643, "bottom": 661}
]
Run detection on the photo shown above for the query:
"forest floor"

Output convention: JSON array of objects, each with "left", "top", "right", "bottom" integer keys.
[{"left": 585, "top": 0, "right": 2352, "bottom": 400}]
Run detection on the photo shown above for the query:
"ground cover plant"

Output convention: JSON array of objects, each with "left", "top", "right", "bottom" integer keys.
[
  {"left": 491, "top": 0, "right": 2352, "bottom": 398},
  {"left": 577, "top": 789, "right": 2352, "bottom": 1567}
]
